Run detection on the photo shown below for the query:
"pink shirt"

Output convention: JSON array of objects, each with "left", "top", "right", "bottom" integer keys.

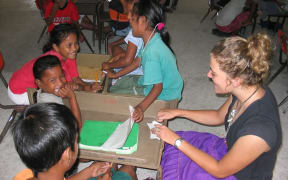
[{"left": 9, "top": 50, "right": 79, "bottom": 94}]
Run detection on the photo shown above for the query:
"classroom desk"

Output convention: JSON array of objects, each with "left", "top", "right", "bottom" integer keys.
[
  {"left": 74, "top": 0, "right": 102, "bottom": 47},
  {"left": 65, "top": 92, "right": 178, "bottom": 179}
]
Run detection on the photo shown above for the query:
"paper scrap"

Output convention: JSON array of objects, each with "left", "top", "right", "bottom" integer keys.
[
  {"left": 147, "top": 121, "right": 162, "bottom": 140},
  {"left": 101, "top": 106, "right": 135, "bottom": 149}
]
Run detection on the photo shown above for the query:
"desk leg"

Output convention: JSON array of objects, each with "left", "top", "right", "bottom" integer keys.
[{"left": 156, "top": 166, "right": 163, "bottom": 180}]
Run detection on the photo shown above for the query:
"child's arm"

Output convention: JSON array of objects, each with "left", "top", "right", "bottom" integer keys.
[
  {"left": 67, "top": 162, "right": 111, "bottom": 180},
  {"left": 103, "top": 42, "right": 138, "bottom": 70},
  {"left": 133, "top": 83, "right": 163, "bottom": 122},
  {"left": 45, "top": 2, "right": 59, "bottom": 25},
  {"left": 105, "top": 57, "right": 141, "bottom": 79},
  {"left": 72, "top": 77, "right": 102, "bottom": 92},
  {"left": 58, "top": 86, "right": 82, "bottom": 128},
  {"left": 108, "top": 38, "right": 126, "bottom": 54}
]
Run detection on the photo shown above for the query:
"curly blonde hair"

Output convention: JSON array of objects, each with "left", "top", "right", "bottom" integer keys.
[{"left": 211, "top": 32, "right": 274, "bottom": 85}]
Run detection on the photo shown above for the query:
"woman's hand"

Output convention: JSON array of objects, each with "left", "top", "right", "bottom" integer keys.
[
  {"left": 157, "top": 109, "right": 178, "bottom": 122},
  {"left": 88, "top": 162, "right": 111, "bottom": 178},
  {"left": 133, "top": 106, "right": 144, "bottom": 122},
  {"left": 153, "top": 124, "right": 180, "bottom": 146}
]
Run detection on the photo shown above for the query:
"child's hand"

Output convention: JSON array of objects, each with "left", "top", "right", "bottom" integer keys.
[
  {"left": 104, "top": 69, "right": 118, "bottom": 79},
  {"left": 57, "top": 86, "right": 74, "bottom": 99},
  {"left": 65, "top": 81, "right": 79, "bottom": 91},
  {"left": 97, "top": 169, "right": 112, "bottom": 180},
  {"left": 133, "top": 106, "right": 144, "bottom": 122},
  {"left": 102, "top": 62, "right": 110, "bottom": 70},
  {"left": 91, "top": 82, "right": 102, "bottom": 92},
  {"left": 89, "top": 162, "right": 111, "bottom": 178}
]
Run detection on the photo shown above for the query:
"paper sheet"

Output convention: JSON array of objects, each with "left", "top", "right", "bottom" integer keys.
[
  {"left": 147, "top": 121, "right": 162, "bottom": 140},
  {"left": 101, "top": 105, "right": 135, "bottom": 149}
]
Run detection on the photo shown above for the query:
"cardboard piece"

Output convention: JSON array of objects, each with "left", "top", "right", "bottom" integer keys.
[
  {"left": 77, "top": 53, "right": 111, "bottom": 92},
  {"left": 64, "top": 91, "right": 178, "bottom": 171}
]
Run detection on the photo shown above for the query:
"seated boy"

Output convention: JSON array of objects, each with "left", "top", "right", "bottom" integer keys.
[
  {"left": 33, "top": 55, "right": 82, "bottom": 128},
  {"left": 45, "top": 0, "right": 84, "bottom": 42},
  {"left": 12, "top": 103, "right": 138, "bottom": 180}
]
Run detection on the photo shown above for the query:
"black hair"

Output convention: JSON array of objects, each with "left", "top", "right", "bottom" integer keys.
[
  {"left": 12, "top": 103, "right": 79, "bottom": 174},
  {"left": 33, "top": 55, "right": 62, "bottom": 80},
  {"left": 42, "top": 23, "right": 79, "bottom": 53},
  {"left": 133, "top": 0, "right": 173, "bottom": 53}
]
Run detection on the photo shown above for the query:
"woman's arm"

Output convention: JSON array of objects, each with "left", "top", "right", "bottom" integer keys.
[
  {"left": 157, "top": 95, "right": 233, "bottom": 126},
  {"left": 133, "top": 83, "right": 163, "bottom": 122},
  {"left": 155, "top": 125, "right": 270, "bottom": 178}
]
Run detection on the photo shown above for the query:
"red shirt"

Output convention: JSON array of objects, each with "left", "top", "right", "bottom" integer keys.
[
  {"left": 9, "top": 50, "right": 79, "bottom": 94},
  {"left": 45, "top": 0, "right": 80, "bottom": 32}
]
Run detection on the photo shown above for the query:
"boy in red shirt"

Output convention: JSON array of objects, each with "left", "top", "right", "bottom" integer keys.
[{"left": 45, "top": 0, "right": 84, "bottom": 41}]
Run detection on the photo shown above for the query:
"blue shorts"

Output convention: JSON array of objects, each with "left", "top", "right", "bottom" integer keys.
[{"left": 112, "top": 26, "right": 131, "bottom": 37}]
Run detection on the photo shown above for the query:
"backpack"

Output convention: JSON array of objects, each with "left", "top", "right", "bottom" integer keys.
[{"left": 109, "top": 0, "right": 130, "bottom": 30}]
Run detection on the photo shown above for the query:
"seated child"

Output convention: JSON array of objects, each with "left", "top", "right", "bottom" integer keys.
[
  {"left": 105, "top": 0, "right": 183, "bottom": 122},
  {"left": 44, "top": 0, "right": 84, "bottom": 41},
  {"left": 8, "top": 24, "right": 101, "bottom": 105},
  {"left": 103, "top": 0, "right": 144, "bottom": 94},
  {"left": 33, "top": 55, "right": 82, "bottom": 128},
  {"left": 12, "top": 103, "right": 137, "bottom": 180}
]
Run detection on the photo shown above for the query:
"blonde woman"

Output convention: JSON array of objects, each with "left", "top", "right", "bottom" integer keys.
[{"left": 155, "top": 32, "right": 282, "bottom": 180}]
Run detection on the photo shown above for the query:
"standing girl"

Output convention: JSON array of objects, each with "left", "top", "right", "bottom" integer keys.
[
  {"left": 105, "top": 0, "right": 183, "bottom": 122},
  {"left": 8, "top": 24, "right": 101, "bottom": 105},
  {"left": 155, "top": 33, "right": 282, "bottom": 180}
]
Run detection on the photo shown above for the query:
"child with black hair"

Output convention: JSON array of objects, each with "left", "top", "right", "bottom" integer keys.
[
  {"left": 12, "top": 103, "right": 111, "bottom": 180},
  {"left": 33, "top": 55, "right": 82, "bottom": 128},
  {"left": 8, "top": 24, "right": 101, "bottom": 105},
  {"left": 12, "top": 103, "right": 138, "bottom": 180},
  {"left": 105, "top": 0, "right": 183, "bottom": 122},
  {"left": 44, "top": 0, "right": 84, "bottom": 42}
]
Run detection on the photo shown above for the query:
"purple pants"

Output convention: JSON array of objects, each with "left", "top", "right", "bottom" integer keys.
[{"left": 161, "top": 131, "right": 236, "bottom": 180}]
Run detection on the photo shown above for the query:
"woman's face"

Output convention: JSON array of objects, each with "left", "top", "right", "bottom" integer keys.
[
  {"left": 207, "top": 55, "right": 232, "bottom": 94},
  {"left": 53, "top": 33, "right": 79, "bottom": 60}
]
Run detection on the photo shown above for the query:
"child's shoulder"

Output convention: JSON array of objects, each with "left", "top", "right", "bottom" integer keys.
[{"left": 14, "top": 169, "right": 34, "bottom": 180}]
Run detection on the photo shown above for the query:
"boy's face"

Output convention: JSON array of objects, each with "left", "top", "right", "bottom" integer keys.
[
  {"left": 53, "top": 33, "right": 79, "bottom": 60},
  {"left": 36, "top": 65, "right": 66, "bottom": 95}
]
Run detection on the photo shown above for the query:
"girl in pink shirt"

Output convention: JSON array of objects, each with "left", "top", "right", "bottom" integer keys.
[{"left": 8, "top": 24, "right": 101, "bottom": 104}]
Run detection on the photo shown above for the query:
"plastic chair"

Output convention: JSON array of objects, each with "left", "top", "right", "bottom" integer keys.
[
  {"left": 200, "top": 0, "right": 224, "bottom": 23},
  {"left": 0, "top": 51, "right": 27, "bottom": 143}
]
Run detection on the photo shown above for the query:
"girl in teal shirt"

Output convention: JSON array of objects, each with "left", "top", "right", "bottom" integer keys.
[{"left": 105, "top": 0, "right": 183, "bottom": 122}]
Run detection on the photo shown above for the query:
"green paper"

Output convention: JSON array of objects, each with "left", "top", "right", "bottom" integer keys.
[{"left": 79, "top": 120, "right": 138, "bottom": 154}]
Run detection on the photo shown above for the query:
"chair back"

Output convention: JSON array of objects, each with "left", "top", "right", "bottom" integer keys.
[
  {"left": 278, "top": 30, "right": 288, "bottom": 55},
  {"left": 0, "top": 51, "right": 8, "bottom": 88},
  {"left": 27, "top": 88, "right": 38, "bottom": 105},
  {"left": 0, "top": 51, "right": 4, "bottom": 72}
]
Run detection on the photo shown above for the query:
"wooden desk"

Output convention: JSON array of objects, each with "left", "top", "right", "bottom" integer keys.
[{"left": 65, "top": 92, "right": 178, "bottom": 179}]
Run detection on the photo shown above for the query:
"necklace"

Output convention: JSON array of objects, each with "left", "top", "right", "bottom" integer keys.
[{"left": 225, "top": 86, "right": 260, "bottom": 137}]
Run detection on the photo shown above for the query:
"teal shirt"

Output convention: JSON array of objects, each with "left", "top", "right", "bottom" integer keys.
[{"left": 138, "top": 33, "right": 183, "bottom": 101}]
